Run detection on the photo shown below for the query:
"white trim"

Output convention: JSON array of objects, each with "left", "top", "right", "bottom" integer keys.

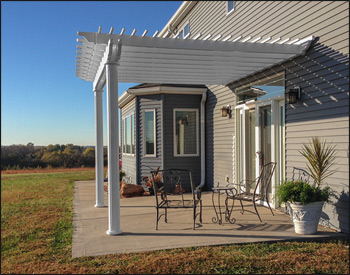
[
  {"left": 235, "top": 104, "right": 250, "bottom": 186},
  {"left": 143, "top": 109, "right": 157, "bottom": 157},
  {"left": 119, "top": 86, "right": 207, "bottom": 108},
  {"left": 173, "top": 108, "right": 199, "bottom": 157},
  {"left": 278, "top": 100, "right": 285, "bottom": 183},
  {"left": 198, "top": 91, "right": 207, "bottom": 189}
]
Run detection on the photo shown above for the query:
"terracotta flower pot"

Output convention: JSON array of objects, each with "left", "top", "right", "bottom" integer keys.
[{"left": 289, "top": 201, "right": 325, "bottom": 235}]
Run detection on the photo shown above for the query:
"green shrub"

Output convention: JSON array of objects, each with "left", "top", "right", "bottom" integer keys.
[
  {"left": 276, "top": 180, "right": 331, "bottom": 205},
  {"left": 120, "top": 170, "right": 126, "bottom": 181}
]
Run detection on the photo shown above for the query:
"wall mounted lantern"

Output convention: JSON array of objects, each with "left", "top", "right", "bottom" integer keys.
[
  {"left": 285, "top": 86, "right": 301, "bottom": 104},
  {"left": 180, "top": 115, "right": 188, "bottom": 125},
  {"left": 221, "top": 105, "right": 232, "bottom": 118}
]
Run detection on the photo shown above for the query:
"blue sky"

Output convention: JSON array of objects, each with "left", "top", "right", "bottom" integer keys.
[{"left": 1, "top": 1, "right": 182, "bottom": 146}]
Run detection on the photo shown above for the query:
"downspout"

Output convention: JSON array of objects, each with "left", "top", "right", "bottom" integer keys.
[{"left": 199, "top": 90, "right": 207, "bottom": 189}]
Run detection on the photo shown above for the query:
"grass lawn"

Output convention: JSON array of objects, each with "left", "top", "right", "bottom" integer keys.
[{"left": 1, "top": 168, "right": 349, "bottom": 274}]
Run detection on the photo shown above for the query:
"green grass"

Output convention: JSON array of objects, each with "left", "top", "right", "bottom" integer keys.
[{"left": 1, "top": 169, "right": 349, "bottom": 274}]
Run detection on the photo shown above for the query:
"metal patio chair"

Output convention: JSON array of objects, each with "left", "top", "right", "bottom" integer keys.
[
  {"left": 151, "top": 168, "right": 202, "bottom": 230},
  {"left": 229, "top": 162, "right": 276, "bottom": 222}
]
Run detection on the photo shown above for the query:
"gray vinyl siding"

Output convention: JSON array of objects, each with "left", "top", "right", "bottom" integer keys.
[
  {"left": 283, "top": 43, "right": 349, "bottom": 233},
  {"left": 163, "top": 94, "right": 202, "bottom": 192},
  {"left": 205, "top": 85, "right": 236, "bottom": 190},
  {"left": 172, "top": 1, "right": 349, "bottom": 232},
  {"left": 121, "top": 98, "right": 137, "bottom": 185},
  {"left": 137, "top": 95, "right": 162, "bottom": 184}
]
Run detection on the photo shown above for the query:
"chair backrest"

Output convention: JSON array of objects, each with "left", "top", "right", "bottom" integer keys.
[
  {"left": 151, "top": 169, "right": 194, "bottom": 204},
  {"left": 253, "top": 162, "right": 276, "bottom": 201},
  {"left": 291, "top": 167, "right": 316, "bottom": 187}
]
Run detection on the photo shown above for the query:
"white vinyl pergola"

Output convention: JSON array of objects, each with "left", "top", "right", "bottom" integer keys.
[{"left": 75, "top": 27, "right": 313, "bottom": 235}]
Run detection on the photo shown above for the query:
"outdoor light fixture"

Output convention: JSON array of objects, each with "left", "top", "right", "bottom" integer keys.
[
  {"left": 286, "top": 86, "right": 301, "bottom": 104},
  {"left": 221, "top": 105, "right": 232, "bottom": 118},
  {"left": 180, "top": 116, "right": 188, "bottom": 125}
]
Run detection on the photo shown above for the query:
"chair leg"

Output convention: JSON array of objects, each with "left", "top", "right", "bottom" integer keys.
[
  {"left": 253, "top": 201, "right": 262, "bottom": 222},
  {"left": 239, "top": 200, "right": 244, "bottom": 214},
  {"left": 200, "top": 200, "right": 203, "bottom": 223},
  {"left": 193, "top": 205, "right": 196, "bottom": 230},
  {"left": 156, "top": 207, "right": 159, "bottom": 230},
  {"left": 165, "top": 208, "right": 168, "bottom": 223},
  {"left": 266, "top": 199, "right": 274, "bottom": 216}
]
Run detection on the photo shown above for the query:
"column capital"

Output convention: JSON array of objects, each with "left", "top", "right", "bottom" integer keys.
[
  {"left": 105, "top": 61, "right": 119, "bottom": 66},
  {"left": 93, "top": 88, "right": 103, "bottom": 93}
]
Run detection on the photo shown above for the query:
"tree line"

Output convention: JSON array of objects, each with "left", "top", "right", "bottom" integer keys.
[{"left": 1, "top": 143, "right": 108, "bottom": 170}]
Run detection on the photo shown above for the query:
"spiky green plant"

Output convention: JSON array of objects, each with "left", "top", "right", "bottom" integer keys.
[{"left": 299, "top": 137, "right": 337, "bottom": 187}]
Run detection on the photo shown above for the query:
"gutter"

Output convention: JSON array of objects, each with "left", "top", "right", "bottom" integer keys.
[
  {"left": 158, "top": 1, "right": 197, "bottom": 38},
  {"left": 199, "top": 90, "right": 207, "bottom": 190}
]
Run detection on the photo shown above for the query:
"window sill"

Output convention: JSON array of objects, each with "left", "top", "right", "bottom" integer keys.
[
  {"left": 173, "top": 154, "right": 200, "bottom": 157},
  {"left": 144, "top": 155, "right": 157, "bottom": 158},
  {"left": 122, "top": 153, "right": 135, "bottom": 157}
]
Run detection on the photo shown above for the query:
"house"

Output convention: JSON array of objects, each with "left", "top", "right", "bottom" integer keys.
[{"left": 118, "top": 1, "right": 349, "bottom": 233}]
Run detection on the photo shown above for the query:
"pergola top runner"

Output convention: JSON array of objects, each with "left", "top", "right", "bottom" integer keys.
[{"left": 76, "top": 28, "right": 314, "bottom": 89}]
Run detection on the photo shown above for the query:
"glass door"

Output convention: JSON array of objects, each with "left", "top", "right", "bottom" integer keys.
[
  {"left": 258, "top": 105, "right": 272, "bottom": 195},
  {"left": 236, "top": 106, "right": 256, "bottom": 190},
  {"left": 235, "top": 72, "right": 286, "bottom": 208},
  {"left": 259, "top": 106, "right": 272, "bottom": 167},
  {"left": 255, "top": 99, "right": 285, "bottom": 207}
]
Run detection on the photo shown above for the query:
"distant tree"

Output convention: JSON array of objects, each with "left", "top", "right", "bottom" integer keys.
[
  {"left": 83, "top": 147, "right": 95, "bottom": 167},
  {"left": 62, "top": 145, "right": 82, "bottom": 168},
  {"left": 41, "top": 151, "right": 63, "bottom": 168},
  {"left": 1, "top": 143, "right": 97, "bottom": 170}
]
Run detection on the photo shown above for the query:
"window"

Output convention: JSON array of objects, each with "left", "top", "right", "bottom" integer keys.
[
  {"left": 122, "top": 114, "right": 135, "bottom": 155},
  {"left": 181, "top": 23, "right": 190, "bottom": 39},
  {"left": 227, "top": 1, "right": 235, "bottom": 14},
  {"left": 131, "top": 114, "right": 135, "bottom": 154},
  {"left": 174, "top": 109, "right": 199, "bottom": 156},
  {"left": 144, "top": 110, "right": 156, "bottom": 156}
]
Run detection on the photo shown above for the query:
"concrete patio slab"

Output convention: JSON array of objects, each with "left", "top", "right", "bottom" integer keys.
[{"left": 72, "top": 180, "right": 345, "bottom": 258}]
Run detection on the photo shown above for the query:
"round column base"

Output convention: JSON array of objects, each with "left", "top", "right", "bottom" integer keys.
[
  {"left": 94, "top": 204, "right": 106, "bottom": 208},
  {"left": 106, "top": 229, "right": 123, "bottom": 236}
]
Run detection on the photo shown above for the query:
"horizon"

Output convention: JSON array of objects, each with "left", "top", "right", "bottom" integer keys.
[{"left": 1, "top": 1, "right": 182, "bottom": 146}]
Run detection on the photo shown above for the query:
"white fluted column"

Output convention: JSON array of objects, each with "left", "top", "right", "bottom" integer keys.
[
  {"left": 94, "top": 89, "right": 105, "bottom": 208},
  {"left": 105, "top": 60, "right": 122, "bottom": 235}
]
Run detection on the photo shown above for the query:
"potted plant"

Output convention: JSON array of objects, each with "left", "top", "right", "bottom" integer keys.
[{"left": 276, "top": 137, "right": 336, "bottom": 234}]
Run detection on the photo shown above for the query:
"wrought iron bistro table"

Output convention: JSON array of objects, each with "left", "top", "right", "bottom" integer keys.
[{"left": 212, "top": 185, "right": 237, "bottom": 225}]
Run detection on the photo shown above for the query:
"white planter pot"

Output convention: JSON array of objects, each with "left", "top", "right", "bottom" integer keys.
[{"left": 289, "top": 201, "right": 325, "bottom": 235}]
